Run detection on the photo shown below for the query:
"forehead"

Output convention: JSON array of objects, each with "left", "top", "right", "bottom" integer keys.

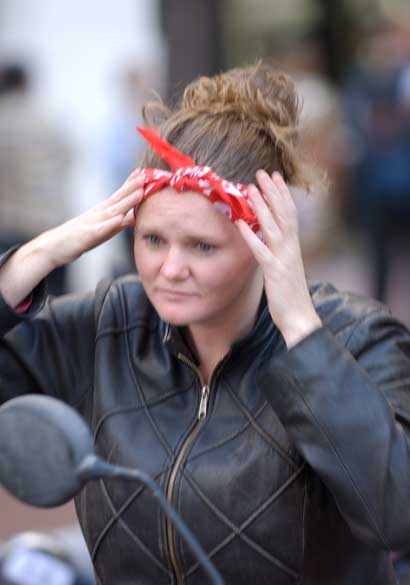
[{"left": 136, "top": 188, "right": 235, "bottom": 238}]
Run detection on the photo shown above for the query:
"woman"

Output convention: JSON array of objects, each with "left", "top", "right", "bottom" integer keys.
[{"left": 1, "top": 63, "right": 410, "bottom": 585}]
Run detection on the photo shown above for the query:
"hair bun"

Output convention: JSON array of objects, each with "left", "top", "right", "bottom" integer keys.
[
  {"left": 182, "top": 62, "right": 301, "bottom": 146},
  {"left": 142, "top": 61, "right": 319, "bottom": 191}
]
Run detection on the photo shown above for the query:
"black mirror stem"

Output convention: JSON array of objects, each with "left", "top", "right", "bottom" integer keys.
[{"left": 77, "top": 456, "right": 225, "bottom": 585}]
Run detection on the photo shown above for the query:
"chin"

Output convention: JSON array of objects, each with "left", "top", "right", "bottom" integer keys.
[
  {"left": 154, "top": 302, "right": 195, "bottom": 326},
  {"left": 162, "top": 315, "right": 191, "bottom": 327},
  {"left": 154, "top": 301, "right": 210, "bottom": 327}
]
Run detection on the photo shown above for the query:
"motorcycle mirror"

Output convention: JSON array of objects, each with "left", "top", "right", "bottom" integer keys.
[
  {"left": 0, "top": 394, "right": 225, "bottom": 584},
  {"left": 0, "top": 394, "right": 94, "bottom": 507}
]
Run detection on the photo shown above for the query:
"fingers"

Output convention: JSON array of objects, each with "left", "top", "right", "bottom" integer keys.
[
  {"left": 236, "top": 219, "right": 271, "bottom": 266},
  {"left": 81, "top": 209, "right": 135, "bottom": 249},
  {"left": 126, "top": 167, "right": 142, "bottom": 183},
  {"left": 48, "top": 172, "right": 143, "bottom": 263},
  {"left": 102, "top": 172, "right": 145, "bottom": 207},
  {"left": 248, "top": 184, "right": 281, "bottom": 246},
  {"left": 71, "top": 185, "right": 141, "bottom": 251},
  {"left": 255, "top": 170, "right": 298, "bottom": 233},
  {"left": 116, "top": 174, "right": 145, "bottom": 198},
  {"left": 109, "top": 186, "right": 143, "bottom": 217},
  {"left": 121, "top": 208, "right": 136, "bottom": 228},
  {"left": 95, "top": 178, "right": 144, "bottom": 224},
  {"left": 238, "top": 170, "right": 300, "bottom": 266}
]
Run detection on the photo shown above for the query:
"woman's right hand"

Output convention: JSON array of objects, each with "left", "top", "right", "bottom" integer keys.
[
  {"left": 36, "top": 169, "right": 145, "bottom": 268},
  {"left": 0, "top": 170, "right": 145, "bottom": 308}
]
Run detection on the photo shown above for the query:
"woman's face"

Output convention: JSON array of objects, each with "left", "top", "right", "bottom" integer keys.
[{"left": 134, "top": 188, "right": 261, "bottom": 327}]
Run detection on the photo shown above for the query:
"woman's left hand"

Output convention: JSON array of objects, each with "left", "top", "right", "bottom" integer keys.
[{"left": 236, "top": 170, "right": 322, "bottom": 349}]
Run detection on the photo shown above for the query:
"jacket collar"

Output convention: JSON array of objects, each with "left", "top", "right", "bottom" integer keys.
[{"left": 162, "top": 320, "right": 199, "bottom": 364}]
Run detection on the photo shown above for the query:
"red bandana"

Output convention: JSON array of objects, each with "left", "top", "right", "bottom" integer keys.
[{"left": 136, "top": 127, "right": 263, "bottom": 238}]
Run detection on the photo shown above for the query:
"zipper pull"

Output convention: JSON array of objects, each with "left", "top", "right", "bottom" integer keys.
[{"left": 198, "top": 385, "right": 209, "bottom": 419}]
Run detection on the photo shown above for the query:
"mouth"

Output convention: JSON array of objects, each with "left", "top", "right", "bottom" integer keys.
[{"left": 157, "top": 289, "right": 196, "bottom": 297}]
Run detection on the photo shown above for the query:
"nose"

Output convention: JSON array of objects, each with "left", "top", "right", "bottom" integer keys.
[{"left": 160, "top": 247, "right": 190, "bottom": 281}]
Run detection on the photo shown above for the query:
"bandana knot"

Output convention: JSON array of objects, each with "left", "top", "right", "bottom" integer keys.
[{"left": 136, "top": 126, "right": 264, "bottom": 239}]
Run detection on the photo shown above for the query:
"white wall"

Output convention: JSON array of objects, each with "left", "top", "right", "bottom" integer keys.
[{"left": 0, "top": 0, "right": 165, "bottom": 290}]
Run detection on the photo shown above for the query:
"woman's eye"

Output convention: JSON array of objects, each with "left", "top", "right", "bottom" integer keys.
[
  {"left": 144, "top": 235, "right": 162, "bottom": 246},
  {"left": 196, "top": 242, "right": 214, "bottom": 253}
]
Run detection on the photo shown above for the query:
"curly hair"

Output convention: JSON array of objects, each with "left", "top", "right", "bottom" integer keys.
[{"left": 141, "top": 61, "right": 316, "bottom": 189}]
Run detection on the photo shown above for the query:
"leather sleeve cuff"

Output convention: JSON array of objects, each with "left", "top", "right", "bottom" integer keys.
[
  {"left": 257, "top": 325, "right": 368, "bottom": 424},
  {"left": 0, "top": 246, "right": 48, "bottom": 335},
  {"left": 256, "top": 322, "right": 399, "bottom": 481},
  {"left": 256, "top": 321, "right": 410, "bottom": 548},
  {"left": 258, "top": 323, "right": 330, "bottom": 381}
]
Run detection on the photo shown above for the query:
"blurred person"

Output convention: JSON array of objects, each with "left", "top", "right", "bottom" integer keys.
[
  {"left": 0, "top": 62, "right": 74, "bottom": 295},
  {"left": 0, "top": 531, "right": 94, "bottom": 585},
  {"left": 1, "top": 62, "right": 410, "bottom": 584},
  {"left": 392, "top": 550, "right": 410, "bottom": 585},
  {"left": 51, "top": 525, "right": 95, "bottom": 585},
  {"left": 398, "top": 62, "right": 410, "bottom": 112},
  {"left": 278, "top": 34, "right": 350, "bottom": 267},
  {"left": 343, "top": 19, "right": 410, "bottom": 302},
  {"left": 99, "top": 66, "right": 150, "bottom": 276}
]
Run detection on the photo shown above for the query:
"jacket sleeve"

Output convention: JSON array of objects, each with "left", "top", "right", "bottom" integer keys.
[
  {"left": 258, "top": 308, "right": 410, "bottom": 551},
  {"left": 0, "top": 249, "right": 97, "bottom": 408}
]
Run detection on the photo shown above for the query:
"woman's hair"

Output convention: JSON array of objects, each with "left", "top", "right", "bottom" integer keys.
[{"left": 141, "top": 61, "right": 316, "bottom": 189}]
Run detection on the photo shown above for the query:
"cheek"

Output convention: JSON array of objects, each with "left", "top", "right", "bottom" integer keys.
[
  {"left": 197, "top": 255, "right": 257, "bottom": 294},
  {"left": 133, "top": 242, "right": 144, "bottom": 272},
  {"left": 133, "top": 243, "right": 157, "bottom": 281}
]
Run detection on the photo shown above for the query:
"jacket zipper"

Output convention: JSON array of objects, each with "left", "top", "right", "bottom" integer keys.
[{"left": 166, "top": 352, "right": 217, "bottom": 585}]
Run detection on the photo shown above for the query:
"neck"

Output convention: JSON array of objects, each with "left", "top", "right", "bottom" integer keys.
[{"left": 187, "top": 275, "right": 264, "bottom": 383}]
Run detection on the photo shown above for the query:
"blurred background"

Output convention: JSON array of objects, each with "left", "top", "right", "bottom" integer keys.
[{"left": 1, "top": 0, "right": 410, "bottom": 581}]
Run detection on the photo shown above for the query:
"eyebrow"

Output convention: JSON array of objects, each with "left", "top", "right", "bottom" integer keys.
[{"left": 137, "top": 225, "right": 224, "bottom": 243}]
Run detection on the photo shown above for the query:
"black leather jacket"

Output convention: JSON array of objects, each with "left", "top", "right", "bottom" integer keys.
[{"left": 2, "top": 252, "right": 410, "bottom": 584}]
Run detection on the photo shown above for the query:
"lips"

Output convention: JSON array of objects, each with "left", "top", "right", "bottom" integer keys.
[{"left": 158, "top": 289, "right": 195, "bottom": 297}]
